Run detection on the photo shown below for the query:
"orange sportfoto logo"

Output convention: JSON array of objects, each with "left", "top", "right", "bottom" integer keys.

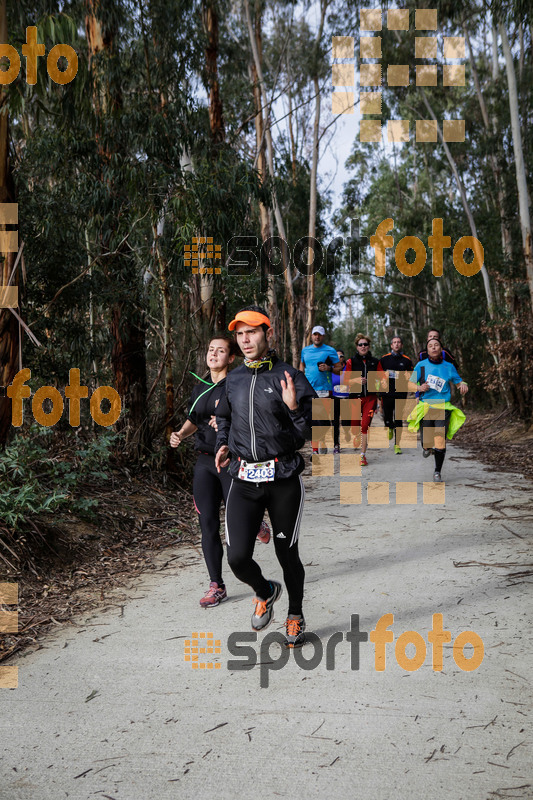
[
  {"left": 0, "top": 27, "right": 78, "bottom": 86},
  {"left": 6, "top": 369, "right": 121, "bottom": 428}
]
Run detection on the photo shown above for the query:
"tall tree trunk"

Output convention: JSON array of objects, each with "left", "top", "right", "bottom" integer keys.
[
  {"left": 0, "top": 0, "right": 19, "bottom": 446},
  {"left": 500, "top": 23, "right": 533, "bottom": 313},
  {"left": 420, "top": 91, "right": 510, "bottom": 402},
  {"left": 464, "top": 21, "right": 516, "bottom": 341},
  {"left": 153, "top": 210, "right": 174, "bottom": 456},
  {"left": 305, "top": 0, "right": 328, "bottom": 346},
  {"left": 421, "top": 91, "right": 495, "bottom": 317},
  {"left": 86, "top": 0, "right": 148, "bottom": 448},
  {"left": 198, "top": 0, "right": 225, "bottom": 336},
  {"left": 464, "top": 23, "right": 512, "bottom": 266},
  {"left": 203, "top": 0, "right": 225, "bottom": 144},
  {"left": 287, "top": 91, "right": 297, "bottom": 186},
  {"left": 249, "top": 21, "right": 278, "bottom": 336},
  {"left": 244, "top": 0, "right": 298, "bottom": 365}
]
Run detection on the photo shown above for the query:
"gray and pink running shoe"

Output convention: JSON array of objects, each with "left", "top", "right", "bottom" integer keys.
[
  {"left": 256, "top": 520, "right": 271, "bottom": 544},
  {"left": 200, "top": 582, "right": 227, "bottom": 608}
]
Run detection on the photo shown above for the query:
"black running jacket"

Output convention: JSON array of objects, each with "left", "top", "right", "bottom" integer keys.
[
  {"left": 215, "top": 355, "right": 316, "bottom": 480},
  {"left": 378, "top": 351, "right": 413, "bottom": 398},
  {"left": 343, "top": 351, "right": 382, "bottom": 398},
  {"left": 186, "top": 378, "right": 227, "bottom": 455}
]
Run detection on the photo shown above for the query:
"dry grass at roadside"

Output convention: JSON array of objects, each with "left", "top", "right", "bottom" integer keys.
[{"left": 454, "top": 408, "right": 533, "bottom": 481}]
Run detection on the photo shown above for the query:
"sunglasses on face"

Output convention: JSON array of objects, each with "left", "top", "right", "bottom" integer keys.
[{"left": 357, "top": 342, "right": 369, "bottom": 347}]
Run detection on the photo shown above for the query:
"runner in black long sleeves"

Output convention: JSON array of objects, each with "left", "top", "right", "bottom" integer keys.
[
  {"left": 379, "top": 335, "right": 413, "bottom": 455},
  {"left": 418, "top": 328, "right": 456, "bottom": 365},
  {"left": 215, "top": 306, "right": 316, "bottom": 648},
  {"left": 170, "top": 335, "right": 270, "bottom": 608}
]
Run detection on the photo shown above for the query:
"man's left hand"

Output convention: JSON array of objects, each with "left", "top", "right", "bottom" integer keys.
[{"left": 280, "top": 371, "right": 298, "bottom": 411}]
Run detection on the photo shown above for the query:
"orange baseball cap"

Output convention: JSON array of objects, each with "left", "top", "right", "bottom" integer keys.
[{"left": 228, "top": 310, "right": 272, "bottom": 331}]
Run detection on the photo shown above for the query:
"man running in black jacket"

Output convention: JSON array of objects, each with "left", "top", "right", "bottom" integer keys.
[
  {"left": 418, "top": 328, "right": 456, "bottom": 364},
  {"left": 379, "top": 335, "right": 413, "bottom": 455},
  {"left": 215, "top": 305, "right": 316, "bottom": 648}
]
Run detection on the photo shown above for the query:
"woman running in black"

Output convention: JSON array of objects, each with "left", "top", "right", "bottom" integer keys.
[{"left": 171, "top": 335, "right": 270, "bottom": 608}]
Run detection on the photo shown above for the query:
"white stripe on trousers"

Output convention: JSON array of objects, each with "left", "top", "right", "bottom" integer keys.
[
  {"left": 224, "top": 479, "right": 234, "bottom": 546},
  {"left": 289, "top": 475, "right": 305, "bottom": 547}
]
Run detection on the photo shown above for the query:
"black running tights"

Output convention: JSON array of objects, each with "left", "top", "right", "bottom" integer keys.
[
  {"left": 225, "top": 475, "right": 305, "bottom": 616},
  {"left": 192, "top": 453, "right": 232, "bottom": 584}
]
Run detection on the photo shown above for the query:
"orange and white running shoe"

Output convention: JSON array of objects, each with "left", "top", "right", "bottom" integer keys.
[
  {"left": 285, "top": 615, "right": 306, "bottom": 648},
  {"left": 251, "top": 580, "right": 282, "bottom": 631}
]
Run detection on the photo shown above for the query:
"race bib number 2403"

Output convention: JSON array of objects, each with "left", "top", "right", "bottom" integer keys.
[{"left": 238, "top": 459, "right": 275, "bottom": 482}]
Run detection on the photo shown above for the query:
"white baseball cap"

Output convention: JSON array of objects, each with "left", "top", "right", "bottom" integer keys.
[{"left": 312, "top": 325, "right": 325, "bottom": 335}]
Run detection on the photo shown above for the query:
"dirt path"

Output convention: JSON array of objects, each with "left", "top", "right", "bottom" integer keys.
[{"left": 1, "top": 439, "right": 532, "bottom": 800}]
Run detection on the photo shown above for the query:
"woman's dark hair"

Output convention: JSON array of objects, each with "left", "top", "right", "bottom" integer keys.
[{"left": 209, "top": 332, "right": 239, "bottom": 356}]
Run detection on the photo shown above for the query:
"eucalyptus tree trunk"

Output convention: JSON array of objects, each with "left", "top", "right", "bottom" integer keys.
[
  {"left": 244, "top": 0, "right": 298, "bottom": 365},
  {"left": 203, "top": 0, "right": 225, "bottom": 144},
  {"left": 464, "top": 24, "right": 512, "bottom": 267},
  {"left": 86, "top": 0, "right": 148, "bottom": 448},
  {"left": 152, "top": 207, "right": 174, "bottom": 451},
  {"left": 421, "top": 92, "right": 495, "bottom": 318},
  {"left": 198, "top": 0, "right": 225, "bottom": 334},
  {"left": 420, "top": 92, "right": 510, "bottom": 404},
  {"left": 304, "top": 0, "right": 328, "bottom": 347},
  {"left": 0, "top": 0, "right": 19, "bottom": 446},
  {"left": 499, "top": 23, "right": 533, "bottom": 313},
  {"left": 249, "top": 15, "right": 278, "bottom": 339},
  {"left": 287, "top": 91, "right": 297, "bottom": 186}
]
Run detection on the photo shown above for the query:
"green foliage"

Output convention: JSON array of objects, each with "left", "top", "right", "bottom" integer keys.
[{"left": 0, "top": 428, "right": 118, "bottom": 531}]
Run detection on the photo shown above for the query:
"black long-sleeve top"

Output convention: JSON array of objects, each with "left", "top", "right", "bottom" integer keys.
[{"left": 215, "top": 355, "right": 316, "bottom": 480}]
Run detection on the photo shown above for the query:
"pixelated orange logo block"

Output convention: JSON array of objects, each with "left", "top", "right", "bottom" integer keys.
[
  {"left": 184, "top": 631, "right": 222, "bottom": 670},
  {"left": 0, "top": 582, "right": 19, "bottom": 689},
  {"left": 354, "top": 8, "right": 465, "bottom": 142},
  {"left": 185, "top": 237, "right": 222, "bottom": 275},
  {"left": 0, "top": 204, "right": 19, "bottom": 308}
]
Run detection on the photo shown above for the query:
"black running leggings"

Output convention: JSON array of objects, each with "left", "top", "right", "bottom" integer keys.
[
  {"left": 420, "top": 409, "right": 452, "bottom": 442},
  {"left": 382, "top": 396, "right": 405, "bottom": 444},
  {"left": 420, "top": 410, "right": 452, "bottom": 472},
  {"left": 192, "top": 453, "right": 232, "bottom": 584},
  {"left": 225, "top": 474, "right": 305, "bottom": 616},
  {"left": 382, "top": 396, "right": 401, "bottom": 429}
]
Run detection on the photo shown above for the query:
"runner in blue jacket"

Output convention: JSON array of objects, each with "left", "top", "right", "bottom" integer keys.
[{"left": 408, "top": 337, "right": 468, "bottom": 482}]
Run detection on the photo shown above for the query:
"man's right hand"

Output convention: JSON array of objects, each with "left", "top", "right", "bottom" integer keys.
[
  {"left": 215, "top": 446, "right": 230, "bottom": 472},
  {"left": 170, "top": 432, "right": 182, "bottom": 448}
]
